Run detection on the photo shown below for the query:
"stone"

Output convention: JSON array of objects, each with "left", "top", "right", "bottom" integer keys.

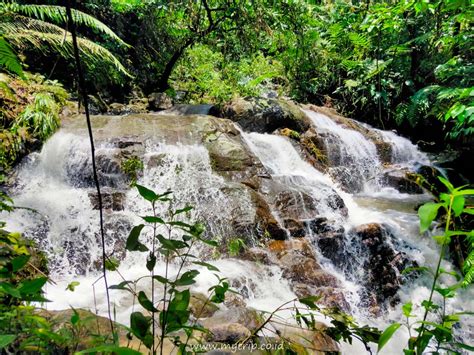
[
  {"left": 206, "top": 133, "right": 254, "bottom": 172},
  {"left": 274, "top": 190, "right": 319, "bottom": 220},
  {"left": 240, "top": 247, "right": 274, "bottom": 265},
  {"left": 222, "top": 97, "right": 311, "bottom": 134},
  {"left": 205, "top": 323, "right": 251, "bottom": 343},
  {"left": 108, "top": 102, "right": 129, "bottom": 115},
  {"left": 283, "top": 218, "right": 306, "bottom": 238},
  {"left": 148, "top": 92, "right": 173, "bottom": 110},
  {"left": 350, "top": 223, "right": 415, "bottom": 305},
  {"left": 382, "top": 169, "right": 424, "bottom": 194},
  {"left": 250, "top": 190, "right": 287, "bottom": 240},
  {"left": 88, "top": 189, "right": 126, "bottom": 211},
  {"left": 201, "top": 307, "right": 263, "bottom": 332},
  {"left": 189, "top": 292, "right": 219, "bottom": 318},
  {"left": 279, "top": 325, "right": 339, "bottom": 353}
]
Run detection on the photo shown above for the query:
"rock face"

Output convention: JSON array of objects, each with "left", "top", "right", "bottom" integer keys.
[
  {"left": 382, "top": 169, "right": 424, "bottom": 194},
  {"left": 268, "top": 239, "right": 350, "bottom": 310},
  {"left": 317, "top": 223, "right": 415, "bottom": 306},
  {"left": 222, "top": 97, "right": 311, "bottom": 133}
]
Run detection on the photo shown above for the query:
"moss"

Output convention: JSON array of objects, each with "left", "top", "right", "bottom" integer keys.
[
  {"left": 121, "top": 156, "right": 144, "bottom": 184},
  {"left": 0, "top": 72, "right": 69, "bottom": 172},
  {"left": 280, "top": 128, "right": 301, "bottom": 140},
  {"left": 303, "top": 139, "right": 328, "bottom": 166}
]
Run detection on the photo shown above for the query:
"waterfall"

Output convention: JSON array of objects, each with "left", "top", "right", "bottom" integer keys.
[{"left": 1, "top": 111, "right": 472, "bottom": 354}]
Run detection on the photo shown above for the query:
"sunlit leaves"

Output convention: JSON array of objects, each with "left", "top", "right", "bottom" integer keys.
[
  {"left": 377, "top": 323, "right": 401, "bottom": 353},
  {"left": 418, "top": 202, "right": 442, "bottom": 233}
]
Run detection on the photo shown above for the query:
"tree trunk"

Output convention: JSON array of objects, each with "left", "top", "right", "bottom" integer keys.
[{"left": 157, "top": 38, "right": 194, "bottom": 92}]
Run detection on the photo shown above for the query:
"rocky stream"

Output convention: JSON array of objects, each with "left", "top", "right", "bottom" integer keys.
[{"left": 2, "top": 98, "right": 473, "bottom": 354}]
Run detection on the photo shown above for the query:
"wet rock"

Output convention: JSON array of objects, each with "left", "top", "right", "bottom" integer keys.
[
  {"left": 148, "top": 92, "right": 173, "bottom": 111},
  {"left": 382, "top": 169, "right": 423, "bottom": 194},
  {"left": 201, "top": 307, "right": 263, "bottom": 332},
  {"left": 293, "top": 284, "right": 351, "bottom": 311},
  {"left": 205, "top": 323, "right": 251, "bottom": 343},
  {"left": 224, "top": 292, "right": 247, "bottom": 309},
  {"left": 159, "top": 104, "right": 217, "bottom": 116},
  {"left": 190, "top": 292, "right": 219, "bottom": 318},
  {"left": 88, "top": 189, "right": 126, "bottom": 211},
  {"left": 279, "top": 325, "right": 339, "bottom": 353},
  {"left": 222, "top": 97, "right": 311, "bottom": 134},
  {"left": 240, "top": 247, "right": 274, "bottom": 265},
  {"left": 300, "top": 128, "right": 329, "bottom": 172},
  {"left": 206, "top": 133, "right": 254, "bottom": 172},
  {"left": 268, "top": 239, "right": 314, "bottom": 258},
  {"left": 268, "top": 239, "right": 347, "bottom": 310},
  {"left": 350, "top": 223, "right": 415, "bottom": 305},
  {"left": 95, "top": 150, "right": 127, "bottom": 188},
  {"left": 87, "top": 95, "right": 107, "bottom": 114},
  {"left": 274, "top": 191, "right": 319, "bottom": 220},
  {"left": 108, "top": 102, "right": 129, "bottom": 115},
  {"left": 251, "top": 190, "right": 287, "bottom": 240},
  {"left": 127, "top": 98, "right": 149, "bottom": 113},
  {"left": 283, "top": 218, "right": 306, "bottom": 238}
]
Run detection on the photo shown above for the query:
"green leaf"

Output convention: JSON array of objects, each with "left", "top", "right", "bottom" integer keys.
[
  {"left": 126, "top": 224, "right": 148, "bottom": 252},
  {"left": 175, "top": 270, "right": 199, "bottom": 286},
  {"left": 66, "top": 281, "right": 80, "bottom": 292},
  {"left": 130, "top": 311, "right": 151, "bottom": 339},
  {"left": 76, "top": 345, "right": 141, "bottom": 354},
  {"left": 11, "top": 254, "right": 30, "bottom": 272},
  {"left": 109, "top": 280, "right": 134, "bottom": 291},
  {"left": 152, "top": 275, "right": 169, "bottom": 284},
  {"left": 192, "top": 261, "right": 220, "bottom": 272},
  {"left": 105, "top": 257, "right": 120, "bottom": 271},
  {"left": 146, "top": 252, "right": 156, "bottom": 271},
  {"left": 137, "top": 291, "right": 158, "bottom": 312},
  {"left": 402, "top": 302, "right": 412, "bottom": 317},
  {"left": 377, "top": 323, "right": 401, "bottom": 353},
  {"left": 299, "top": 295, "right": 322, "bottom": 309},
  {"left": 452, "top": 196, "right": 465, "bottom": 217},
  {"left": 0, "top": 282, "right": 21, "bottom": 298},
  {"left": 174, "top": 206, "right": 193, "bottom": 215},
  {"left": 0, "top": 334, "right": 16, "bottom": 349},
  {"left": 71, "top": 309, "right": 80, "bottom": 325},
  {"left": 141, "top": 216, "right": 165, "bottom": 224},
  {"left": 0, "top": 37, "right": 24, "bottom": 78},
  {"left": 135, "top": 184, "right": 157, "bottom": 202},
  {"left": 438, "top": 176, "right": 454, "bottom": 192},
  {"left": 157, "top": 234, "right": 188, "bottom": 250},
  {"left": 19, "top": 277, "right": 47, "bottom": 294},
  {"left": 418, "top": 202, "right": 442, "bottom": 233}
]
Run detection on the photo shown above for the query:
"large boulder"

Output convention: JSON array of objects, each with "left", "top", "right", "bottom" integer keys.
[
  {"left": 148, "top": 92, "right": 173, "bottom": 111},
  {"left": 222, "top": 97, "right": 311, "bottom": 133},
  {"left": 382, "top": 168, "right": 424, "bottom": 194},
  {"left": 268, "top": 239, "right": 349, "bottom": 310}
]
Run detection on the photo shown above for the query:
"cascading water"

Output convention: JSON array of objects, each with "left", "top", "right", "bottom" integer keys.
[{"left": 1, "top": 110, "right": 472, "bottom": 354}]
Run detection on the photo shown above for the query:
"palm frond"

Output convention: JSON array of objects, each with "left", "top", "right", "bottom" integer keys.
[
  {"left": 3, "top": 2, "right": 129, "bottom": 47},
  {"left": 3, "top": 29, "right": 131, "bottom": 76},
  {"left": 0, "top": 36, "right": 24, "bottom": 78}
]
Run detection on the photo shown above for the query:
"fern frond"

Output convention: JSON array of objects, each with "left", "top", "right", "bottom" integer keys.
[
  {"left": 2, "top": 2, "right": 129, "bottom": 47},
  {"left": 0, "top": 36, "right": 24, "bottom": 78},
  {"left": 3, "top": 29, "right": 131, "bottom": 76},
  {"left": 348, "top": 32, "right": 370, "bottom": 49}
]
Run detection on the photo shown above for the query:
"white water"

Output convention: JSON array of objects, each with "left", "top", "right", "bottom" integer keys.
[{"left": 2, "top": 112, "right": 472, "bottom": 354}]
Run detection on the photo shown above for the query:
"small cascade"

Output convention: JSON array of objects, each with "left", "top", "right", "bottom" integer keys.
[
  {"left": 303, "top": 110, "right": 381, "bottom": 191},
  {"left": 376, "top": 129, "right": 429, "bottom": 166}
]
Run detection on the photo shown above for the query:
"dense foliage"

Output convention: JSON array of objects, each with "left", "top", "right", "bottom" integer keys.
[{"left": 65, "top": 0, "right": 472, "bottom": 144}]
